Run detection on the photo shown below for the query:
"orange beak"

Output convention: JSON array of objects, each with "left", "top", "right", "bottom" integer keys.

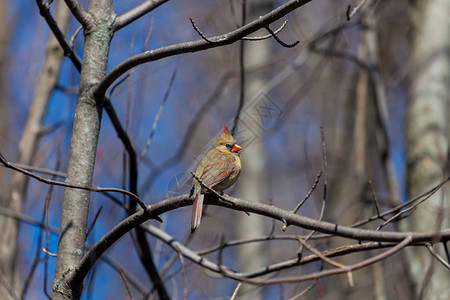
[{"left": 232, "top": 143, "right": 243, "bottom": 152}]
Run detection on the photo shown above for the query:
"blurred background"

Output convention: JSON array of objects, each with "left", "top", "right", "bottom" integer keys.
[{"left": 0, "top": 0, "right": 448, "bottom": 299}]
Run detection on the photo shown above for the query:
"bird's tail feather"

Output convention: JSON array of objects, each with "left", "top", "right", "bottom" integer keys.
[{"left": 191, "top": 192, "right": 204, "bottom": 232}]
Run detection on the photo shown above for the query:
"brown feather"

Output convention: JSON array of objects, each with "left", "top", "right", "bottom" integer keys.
[{"left": 190, "top": 126, "right": 242, "bottom": 231}]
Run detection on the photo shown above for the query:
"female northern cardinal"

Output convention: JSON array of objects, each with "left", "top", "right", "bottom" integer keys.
[{"left": 190, "top": 125, "right": 242, "bottom": 231}]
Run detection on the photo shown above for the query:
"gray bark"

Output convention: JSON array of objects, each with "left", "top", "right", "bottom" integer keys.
[
  {"left": 406, "top": 0, "right": 450, "bottom": 298},
  {"left": 236, "top": 1, "right": 272, "bottom": 298},
  {"left": 52, "top": 1, "right": 115, "bottom": 299},
  {"left": 0, "top": 0, "right": 70, "bottom": 297}
]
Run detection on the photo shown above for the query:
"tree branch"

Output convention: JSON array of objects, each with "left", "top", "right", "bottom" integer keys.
[
  {"left": 36, "top": 0, "right": 82, "bottom": 71},
  {"left": 63, "top": 0, "right": 90, "bottom": 27},
  {"left": 67, "top": 189, "right": 450, "bottom": 288},
  {"left": 112, "top": 0, "right": 170, "bottom": 32},
  {"left": 0, "top": 151, "right": 147, "bottom": 210},
  {"left": 94, "top": 0, "right": 314, "bottom": 98}
]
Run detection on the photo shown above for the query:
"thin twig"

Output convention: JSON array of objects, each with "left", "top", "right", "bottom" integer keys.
[
  {"left": 425, "top": 244, "right": 450, "bottom": 270},
  {"left": 230, "top": 283, "right": 242, "bottom": 300},
  {"left": 43, "top": 183, "right": 54, "bottom": 299},
  {"left": 107, "top": 74, "right": 131, "bottom": 98},
  {"left": 320, "top": 125, "right": 328, "bottom": 217},
  {"left": 138, "top": 65, "right": 178, "bottom": 162},
  {"left": 298, "top": 127, "right": 327, "bottom": 255},
  {"left": 347, "top": 0, "right": 369, "bottom": 21},
  {"left": 288, "top": 282, "right": 316, "bottom": 300},
  {"left": 352, "top": 176, "right": 450, "bottom": 228},
  {"left": 243, "top": 20, "right": 288, "bottom": 40},
  {"left": 35, "top": 0, "right": 82, "bottom": 71},
  {"left": 174, "top": 245, "right": 187, "bottom": 300},
  {"left": 86, "top": 206, "right": 103, "bottom": 239},
  {"left": 190, "top": 172, "right": 234, "bottom": 205},
  {"left": 42, "top": 248, "right": 57, "bottom": 257},
  {"left": 119, "top": 269, "right": 134, "bottom": 300},
  {"left": 264, "top": 25, "right": 299, "bottom": 48},
  {"left": 294, "top": 171, "right": 322, "bottom": 214},
  {"left": 94, "top": 0, "right": 315, "bottom": 97},
  {"left": 4, "top": 163, "right": 66, "bottom": 178},
  {"left": 376, "top": 188, "right": 437, "bottom": 231},
  {"left": 219, "top": 237, "right": 412, "bottom": 285},
  {"left": 143, "top": 16, "right": 155, "bottom": 51},
  {"left": 0, "top": 151, "right": 147, "bottom": 210},
  {"left": 0, "top": 269, "right": 20, "bottom": 300},
  {"left": 69, "top": 25, "right": 82, "bottom": 47},
  {"left": 283, "top": 170, "right": 322, "bottom": 231},
  {"left": 189, "top": 17, "right": 216, "bottom": 43},
  {"left": 232, "top": 0, "right": 246, "bottom": 135},
  {"left": 368, "top": 179, "right": 384, "bottom": 219},
  {"left": 296, "top": 237, "right": 354, "bottom": 286},
  {"left": 296, "top": 237, "right": 345, "bottom": 269},
  {"left": 21, "top": 198, "right": 46, "bottom": 298},
  {"left": 444, "top": 241, "right": 450, "bottom": 263}
]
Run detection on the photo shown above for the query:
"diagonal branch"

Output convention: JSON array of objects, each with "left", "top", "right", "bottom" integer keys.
[
  {"left": 36, "top": 0, "right": 82, "bottom": 71},
  {"left": 264, "top": 24, "right": 299, "bottom": 48},
  {"left": 112, "top": 0, "right": 170, "bottom": 31},
  {"left": 0, "top": 151, "right": 147, "bottom": 210},
  {"left": 63, "top": 0, "right": 90, "bottom": 26},
  {"left": 67, "top": 188, "right": 450, "bottom": 289},
  {"left": 94, "top": 0, "right": 314, "bottom": 98},
  {"left": 219, "top": 237, "right": 413, "bottom": 285}
]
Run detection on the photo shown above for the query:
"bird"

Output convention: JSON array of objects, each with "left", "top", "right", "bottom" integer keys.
[{"left": 190, "top": 125, "right": 242, "bottom": 232}]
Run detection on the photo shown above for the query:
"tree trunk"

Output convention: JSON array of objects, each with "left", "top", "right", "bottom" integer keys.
[
  {"left": 52, "top": 1, "right": 115, "bottom": 299},
  {"left": 236, "top": 1, "right": 272, "bottom": 298},
  {"left": 0, "top": 0, "right": 10, "bottom": 205},
  {"left": 406, "top": 0, "right": 450, "bottom": 299},
  {"left": 0, "top": 0, "right": 70, "bottom": 297}
]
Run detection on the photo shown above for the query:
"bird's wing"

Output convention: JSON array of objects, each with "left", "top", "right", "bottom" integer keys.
[{"left": 199, "top": 157, "right": 237, "bottom": 190}]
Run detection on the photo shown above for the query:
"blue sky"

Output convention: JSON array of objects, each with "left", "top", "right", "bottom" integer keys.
[{"left": 5, "top": 1, "right": 409, "bottom": 298}]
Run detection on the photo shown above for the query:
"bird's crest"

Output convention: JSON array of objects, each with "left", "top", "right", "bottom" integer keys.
[
  {"left": 223, "top": 125, "right": 231, "bottom": 136},
  {"left": 216, "top": 125, "right": 236, "bottom": 145}
]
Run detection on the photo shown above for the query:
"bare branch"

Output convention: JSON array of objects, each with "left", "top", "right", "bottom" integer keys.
[
  {"left": 0, "top": 151, "right": 147, "bottom": 210},
  {"left": 173, "top": 245, "right": 187, "bottom": 300},
  {"left": 66, "top": 188, "right": 450, "bottom": 289},
  {"left": 36, "top": 0, "right": 82, "bottom": 70},
  {"left": 86, "top": 206, "right": 103, "bottom": 239},
  {"left": 292, "top": 171, "right": 322, "bottom": 215},
  {"left": 68, "top": 25, "right": 82, "bottom": 47},
  {"left": 219, "top": 237, "right": 412, "bottom": 285},
  {"left": 0, "top": 269, "right": 20, "bottom": 300},
  {"left": 368, "top": 179, "right": 384, "bottom": 219},
  {"left": 6, "top": 163, "right": 66, "bottom": 178},
  {"left": 352, "top": 175, "right": 450, "bottom": 228},
  {"left": 113, "top": 0, "right": 169, "bottom": 31},
  {"left": 232, "top": 0, "right": 246, "bottom": 136},
  {"left": 189, "top": 17, "right": 216, "bottom": 43},
  {"left": 347, "top": 0, "right": 369, "bottom": 21},
  {"left": 94, "top": 0, "right": 314, "bottom": 98},
  {"left": 242, "top": 20, "right": 288, "bottom": 40},
  {"left": 425, "top": 244, "right": 450, "bottom": 270},
  {"left": 296, "top": 237, "right": 345, "bottom": 269},
  {"left": 119, "top": 269, "right": 134, "bottom": 300},
  {"left": 264, "top": 24, "right": 299, "bottom": 48},
  {"left": 376, "top": 184, "right": 441, "bottom": 231},
  {"left": 138, "top": 65, "right": 178, "bottom": 162},
  {"left": 63, "top": 0, "right": 90, "bottom": 26},
  {"left": 230, "top": 283, "right": 242, "bottom": 300}
]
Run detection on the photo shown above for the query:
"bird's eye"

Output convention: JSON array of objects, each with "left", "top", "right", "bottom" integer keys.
[{"left": 225, "top": 143, "right": 231, "bottom": 148}]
